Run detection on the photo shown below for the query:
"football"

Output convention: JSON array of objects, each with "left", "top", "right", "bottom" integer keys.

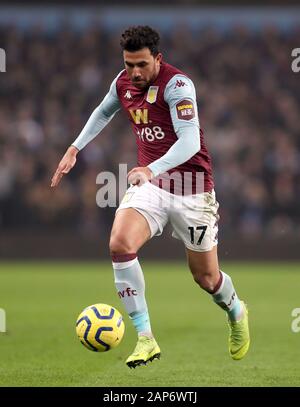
[{"left": 76, "top": 303, "right": 125, "bottom": 352}]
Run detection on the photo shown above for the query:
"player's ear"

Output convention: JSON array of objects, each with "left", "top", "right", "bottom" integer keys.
[{"left": 156, "top": 53, "right": 162, "bottom": 63}]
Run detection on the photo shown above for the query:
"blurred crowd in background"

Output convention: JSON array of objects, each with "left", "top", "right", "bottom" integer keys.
[{"left": 0, "top": 23, "right": 299, "bottom": 239}]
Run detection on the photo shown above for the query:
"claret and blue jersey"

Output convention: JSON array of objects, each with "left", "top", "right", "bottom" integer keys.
[{"left": 72, "top": 61, "right": 214, "bottom": 193}]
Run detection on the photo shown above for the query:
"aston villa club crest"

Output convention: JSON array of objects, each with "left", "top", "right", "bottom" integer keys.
[{"left": 146, "top": 86, "right": 159, "bottom": 104}]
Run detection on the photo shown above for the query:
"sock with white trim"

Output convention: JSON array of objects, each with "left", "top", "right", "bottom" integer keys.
[{"left": 112, "top": 253, "right": 152, "bottom": 337}]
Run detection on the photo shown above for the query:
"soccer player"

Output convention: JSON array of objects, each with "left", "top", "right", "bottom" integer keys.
[{"left": 51, "top": 26, "right": 250, "bottom": 368}]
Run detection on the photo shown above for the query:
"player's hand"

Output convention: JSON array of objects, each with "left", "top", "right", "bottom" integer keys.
[
  {"left": 51, "top": 146, "right": 79, "bottom": 187},
  {"left": 127, "top": 167, "right": 153, "bottom": 186}
]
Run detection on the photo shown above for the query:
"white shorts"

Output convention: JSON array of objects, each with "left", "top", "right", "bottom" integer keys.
[{"left": 116, "top": 182, "right": 219, "bottom": 252}]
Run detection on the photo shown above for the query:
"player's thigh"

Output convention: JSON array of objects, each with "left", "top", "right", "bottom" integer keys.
[
  {"left": 109, "top": 208, "right": 151, "bottom": 253},
  {"left": 116, "top": 182, "right": 169, "bottom": 240}
]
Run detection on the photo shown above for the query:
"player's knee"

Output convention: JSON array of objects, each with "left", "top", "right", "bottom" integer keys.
[{"left": 109, "top": 234, "right": 134, "bottom": 255}]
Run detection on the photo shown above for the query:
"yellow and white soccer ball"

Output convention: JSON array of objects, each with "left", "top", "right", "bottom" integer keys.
[{"left": 76, "top": 303, "right": 125, "bottom": 352}]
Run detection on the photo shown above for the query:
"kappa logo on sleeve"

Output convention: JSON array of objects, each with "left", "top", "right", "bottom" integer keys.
[
  {"left": 174, "top": 80, "right": 186, "bottom": 88},
  {"left": 176, "top": 99, "right": 195, "bottom": 120}
]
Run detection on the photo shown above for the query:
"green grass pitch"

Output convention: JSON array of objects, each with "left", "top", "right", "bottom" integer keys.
[{"left": 0, "top": 261, "right": 299, "bottom": 387}]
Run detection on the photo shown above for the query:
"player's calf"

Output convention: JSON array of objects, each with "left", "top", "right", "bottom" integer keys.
[
  {"left": 112, "top": 252, "right": 161, "bottom": 367},
  {"left": 192, "top": 271, "right": 220, "bottom": 293},
  {"left": 189, "top": 254, "right": 250, "bottom": 360}
]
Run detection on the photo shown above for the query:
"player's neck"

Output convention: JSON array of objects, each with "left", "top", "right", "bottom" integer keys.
[{"left": 150, "top": 63, "right": 162, "bottom": 85}]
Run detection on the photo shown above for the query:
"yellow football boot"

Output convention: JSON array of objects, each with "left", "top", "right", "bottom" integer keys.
[
  {"left": 126, "top": 335, "right": 161, "bottom": 369},
  {"left": 228, "top": 301, "right": 250, "bottom": 360}
]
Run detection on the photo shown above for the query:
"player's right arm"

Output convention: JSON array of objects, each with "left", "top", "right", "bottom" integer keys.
[{"left": 51, "top": 71, "right": 123, "bottom": 187}]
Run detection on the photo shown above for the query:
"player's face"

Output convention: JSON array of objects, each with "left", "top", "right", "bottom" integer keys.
[{"left": 123, "top": 48, "right": 162, "bottom": 89}]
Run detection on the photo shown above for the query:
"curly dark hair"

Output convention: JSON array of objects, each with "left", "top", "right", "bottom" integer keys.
[{"left": 120, "top": 26, "right": 160, "bottom": 56}]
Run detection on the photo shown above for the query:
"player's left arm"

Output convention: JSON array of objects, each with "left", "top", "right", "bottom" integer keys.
[{"left": 128, "top": 74, "right": 200, "bottom": 186}]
